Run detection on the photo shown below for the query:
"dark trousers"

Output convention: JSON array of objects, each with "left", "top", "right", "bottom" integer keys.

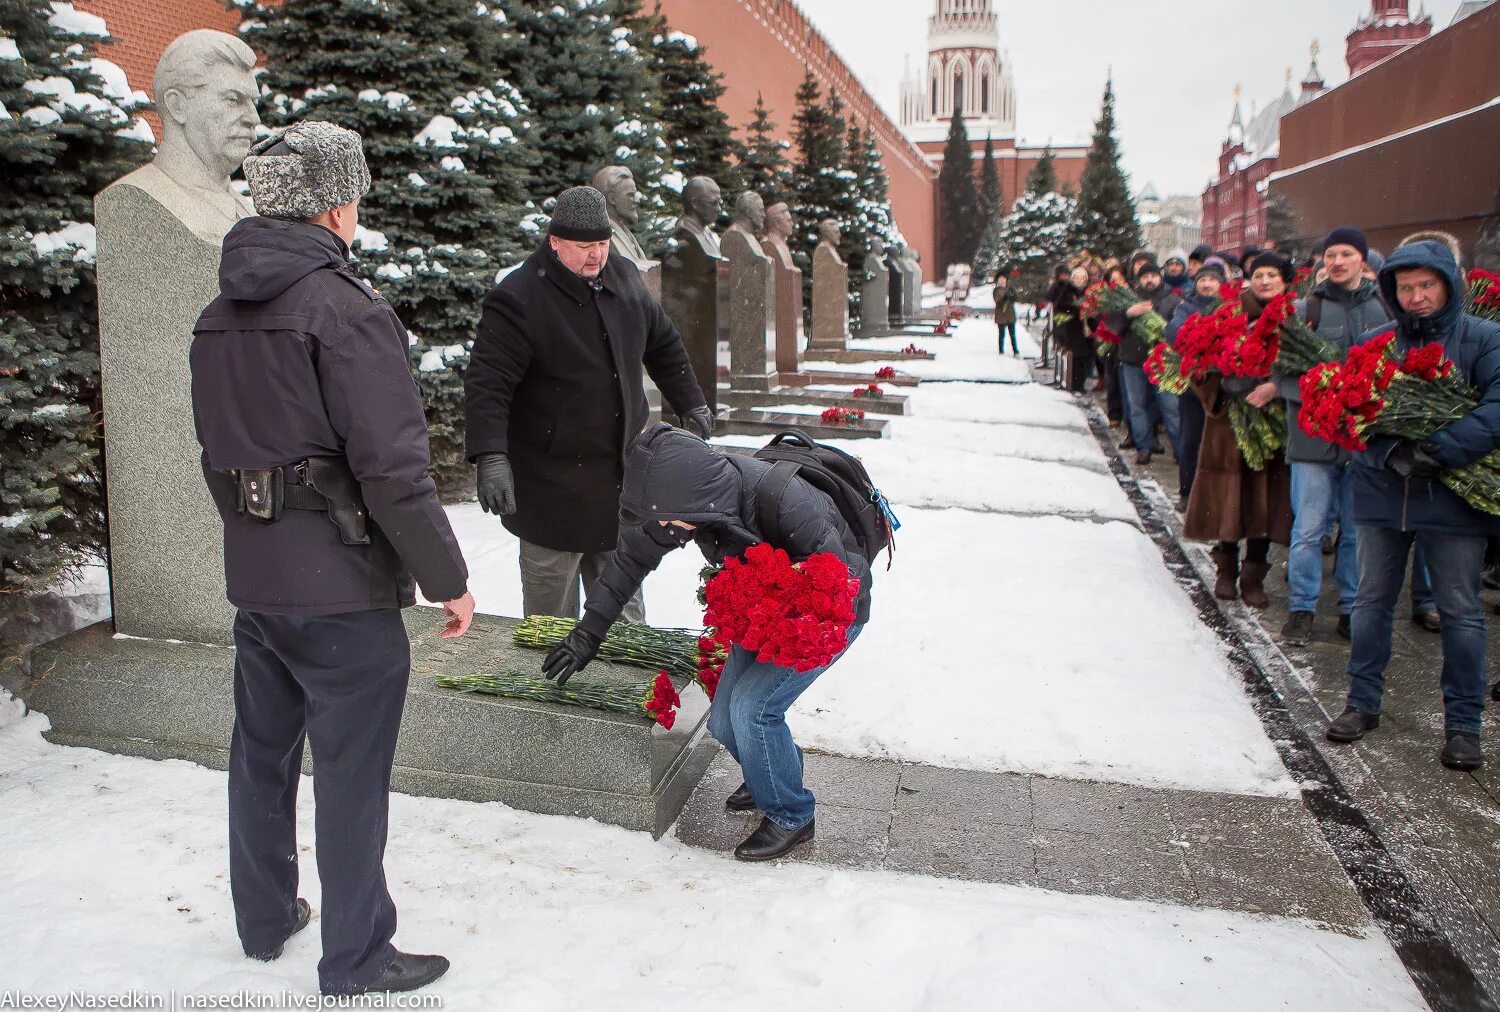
[
  {"left": 1103, "top": 353, "right": 1122, "bottom": 421},
  {"left": 1346, "top": 526, "right": 1488, "bottom": 733},
  {"left": 1178, "top": 393, "right": 1205, "bottom": 497},
  {"left": 229, "top": 609, "right": 410, "bottom": 994},
  {"left": 998, "top": 320, "right": 1018, "bottom": 355},
  {"left": 1068, "top": 348, "right": 1096, "bottom": 393}
]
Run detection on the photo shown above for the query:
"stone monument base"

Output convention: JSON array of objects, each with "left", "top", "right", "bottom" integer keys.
[
  {"left": 25, "top": 612, "right": 717, "bottom": 838},
  {"left": 718, "top": 385, "right": 910, "bottom": 417},
  {"left": 782, "top": 369, "right": 921, "bottom": 389},
  {"left": 803, "top": 347, "right": 937, "bottom": 365},
  {"left": 718, "top": 408, "right": 888, "bottom": 441}
]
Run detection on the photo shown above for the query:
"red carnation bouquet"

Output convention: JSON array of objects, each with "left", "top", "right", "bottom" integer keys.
[
  {"left": 821, "top": 405, "right": 866, "bottom": 426},
  {"left": 1466, "top": 269, "right": 1500, "bottom": 323},
  {"left": 875, "top": 366, "right": 899, "bottom": 381},
  {"left": 851, "top": 383, "right": 884, "bottom": 399},
  {"left": 701, "top": 543, "right": 859, "bottom": 677},
  {"left": 1298, "top": 334, "right": 1500, "bottom": 515}
]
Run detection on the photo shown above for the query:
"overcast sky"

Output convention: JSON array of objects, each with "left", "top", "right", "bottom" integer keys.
[{"left": 794, "top": 0, "right": 1464, "bottom": 199}]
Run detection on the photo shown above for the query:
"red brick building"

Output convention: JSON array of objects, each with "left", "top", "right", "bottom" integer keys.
[
  {"left": 1345, "top": 1, "right": 1431, "bottom": 75},
  {"left": 1271, "top": 1, "right": 1500, "bottom": 261}
]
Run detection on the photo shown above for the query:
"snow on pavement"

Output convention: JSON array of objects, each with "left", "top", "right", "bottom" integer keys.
[{"left": 0, "top": 697, "right": 1425, "bottom": 1012}]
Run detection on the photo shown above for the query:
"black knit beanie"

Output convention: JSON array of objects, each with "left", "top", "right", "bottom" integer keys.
[
  {"left": 1322, "top": 226, "right": 1369, "bottom": 259},
  {"left": 1248, "top": 250, "right": 1295, "bottom": 284}
]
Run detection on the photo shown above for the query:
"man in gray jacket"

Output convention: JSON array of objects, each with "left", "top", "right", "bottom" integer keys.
[{"left": 1276, "top": 228, "right": 1391, "bottom": 645}]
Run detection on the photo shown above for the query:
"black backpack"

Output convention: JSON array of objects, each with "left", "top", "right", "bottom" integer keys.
[{"left": 753, "top": 429, "right": 899, "bottom": 567}]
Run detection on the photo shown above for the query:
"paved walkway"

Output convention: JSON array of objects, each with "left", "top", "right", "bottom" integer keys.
[{"left": 1084, "top": 371, "right": 1500, "bottom": 1000}]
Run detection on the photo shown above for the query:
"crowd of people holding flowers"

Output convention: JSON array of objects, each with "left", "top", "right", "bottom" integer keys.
[{"left": 1036, "top": 227, "right": 1500, "bottom": 773}]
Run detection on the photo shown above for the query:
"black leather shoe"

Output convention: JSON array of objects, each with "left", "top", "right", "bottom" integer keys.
[
  {"left": 1279, "top": 611, "right": 1314, "bottom": 646},
  {"left": 1413, "top": 610, "right": 1442, "bottom": 633},
  {"left": 1336, "top": 614, "right": 1351, "bottom": 640},
  {"left": 734, "top": 816, "right": 815, "bottom": 861},
  {"left": 345, "top": 952, "right": 451, "bottom": 995},
  {"left": 248, "top": 898, "right": 311, "bottom": 961},
  {"left": 726, "top": 782, "right": 757, "bottom": 812},
  {"left": 1441, "top": 731, "right": 1482, "bottom": 771},
  {"left": 1326, "top": 707, "right": 1380, "bottom": 743}
]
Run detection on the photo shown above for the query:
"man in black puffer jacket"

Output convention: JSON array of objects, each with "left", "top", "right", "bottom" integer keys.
[
  {"left": 191, "top": 122, "right": 465, "bottom": 996},
  {"left": 541, "top": 424, "right": 872, "bottom": 862}
]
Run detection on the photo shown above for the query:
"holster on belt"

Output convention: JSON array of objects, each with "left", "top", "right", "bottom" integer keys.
[{"left": 231, "top": 456, "right": 371, "bottom": 547}]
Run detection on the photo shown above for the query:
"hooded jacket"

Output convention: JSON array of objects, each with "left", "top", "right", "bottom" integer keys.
[
  {"left": 464, "top": 241, "right": 707, "bottom": 554},
  {"left": 1274, "top": 278, "right": 1391, "bottom": 465},
  {"left": 1350, "top": 240, "right": 1500, "bottom": 535},
  {"left": 578, "top": 424, "right": 873, "bottom": 640},
  {"left": 191, "top": 217, "right": 468, "bottom": 614}
]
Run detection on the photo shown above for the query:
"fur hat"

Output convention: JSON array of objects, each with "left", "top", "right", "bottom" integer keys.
[
  {"left": 244, "top": 121, "right": 370, "bottom": 220},
  {"left": 1248, "top": 250, "right": 1295, "bottom": 283}
]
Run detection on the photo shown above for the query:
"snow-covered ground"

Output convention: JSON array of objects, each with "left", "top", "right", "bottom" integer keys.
[
  {"left": 436, "top": 317, "right": 1293, "bottom": 798},
  {"left": 0, "top": 693, "right": 1425, "bottom": 1011}
]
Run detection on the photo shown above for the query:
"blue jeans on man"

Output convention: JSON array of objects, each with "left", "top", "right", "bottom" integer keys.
[
  {"left": 1118, "top": 362, "right": 1180, "bottom": 460},
  {"left": 706, "top": 625, "right": 863, "bottom": 830},
  {"left": 1346, "top": 527, "right": 1487, "bottom": 733},
  {"left": 1289, "top": 463, "right": 1358, "bottom": 616}
]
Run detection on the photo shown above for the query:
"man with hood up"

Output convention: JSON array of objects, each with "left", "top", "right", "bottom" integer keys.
[
  {"left": 191, "top": 122, "right": 467, "bottom": 996},
  {"left": 1162, "top": 249, "right": 1192, "bottom": 295},
  {"left": 1325, "top": 241, "right": 1500, "bottom": 772},
  {"left": 539, "top": 424, "right": 873, "bottom": 861}
]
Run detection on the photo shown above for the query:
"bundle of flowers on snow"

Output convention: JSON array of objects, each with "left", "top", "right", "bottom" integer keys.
[
  {"left": 821, "top": 405, "right": 865, "bottom": 425},
  {"left": 1298, "top": 334, "right": 1500, "bottom": 515},
  {"left": 1155, "top": 283, "right": 1287, "bottom": 470},
  {"left": 435, "top": 669, "right": 682, "bottom": 730},
  {"left": 851, "top": 383, "right": 884, "bottom": 399},
  {"left": 933, "top": 307, "right": 966, "bottom": 334},
  {"left": 875, "top": 366, "right": 899, "bottom": 381},
  {"left": 698, "top": 544, "right": 859, "bottom": 691},
  {"left": 900, "top": 342, "right": 928, "bottom": 356},
  {"left": 1466, "top": 269, "right": 1500, "bottom": 323}
]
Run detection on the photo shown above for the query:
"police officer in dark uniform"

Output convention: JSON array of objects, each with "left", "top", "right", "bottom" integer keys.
[{"left": 190, "top": 121, "right": 472, "bottom": 998}]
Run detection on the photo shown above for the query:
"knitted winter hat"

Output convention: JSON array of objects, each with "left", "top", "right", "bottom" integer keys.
[
  {"left": 1189, "top": 243, "right": 1213, "bottom": 263},
  {"left": 1248, "top": 250, "right": 1295, "bottom": 283},
  {"left": 243, "top": 121, "right": 370, "bottom": 220},
  {"left": 548, "top": 186, "right": 613, "bottom": 242},
  {"left": 1134, "top": 258, "right": 1162, "bottom": 278},
  {"left": 1322, "top": 226, "right": 1369, "bottom": 259},
  {"left": 1198, "top": 256, "right": 1229, "bottom": 282}
]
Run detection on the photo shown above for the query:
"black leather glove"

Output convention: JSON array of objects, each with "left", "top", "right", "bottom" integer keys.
[
  {"left": 541, "top": 627, "right": 602, "bottom": 686},
  {"left": 1387, "top": 441, "right": 1445, "bottom": 481},
  {"left": 476, "top": 453, "right": 516, "bottom": 515},
  {"left": 681, "top": 406, "right": 714, "bottom": 440}
]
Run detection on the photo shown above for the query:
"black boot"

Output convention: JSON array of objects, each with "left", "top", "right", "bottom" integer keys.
[
  {"left": 1441, "top": 731, "right": 1483, "bottom": 771},
  {"left": 342, "top": 952, "right": 451, "bottom": 996},
  {"left": 1412, "top": 610, "right": 1441, "bottom": 633},
  {"left": 1280, "top": 611, "right": 1314, "bottom": 646},
  {"left": 734, "top": 816, "right": 815, "bottom": 861},
  {"left": 726, "top": 782, "right": 757, "bottom": 812},
  {"left": 1326, "top": 707, "right": 1380, "bottom": 743},
  {"left": 247, "top": 898, "right": 312, "bottom": 962},
  {"left": 1336, "top": 614, "right": 1351, "bottom": 640}
]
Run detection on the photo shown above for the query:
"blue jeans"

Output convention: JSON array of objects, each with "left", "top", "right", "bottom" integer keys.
[
  {"left": 706, "top": 624, "right": 864, "bottom": 830},
  {"left": 1346, "top": 527, "right": 1488, "bottom": 733},
  {"left": 1288, "top": 463, "right": 1358, "bottom": 615},
  {"left": 1118, "top": 363, "right": 1180, "bottom": 459},
  {"left": 998, "top": 320, "right": 1018, "bottom": 354},
  {"left": 1411, "top": 546, "right": 1435, "bottom": 613}
]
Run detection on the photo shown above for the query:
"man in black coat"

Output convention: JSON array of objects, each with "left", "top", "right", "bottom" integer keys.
[
  {"left": 465, "top": 186, "right": 711, "bottom": 619},
  {"left": 541, "top": 424, "right": 872, "bottom": 862},
  {"left": 191, "top": 121, "right": 469, "bottom": 997}
]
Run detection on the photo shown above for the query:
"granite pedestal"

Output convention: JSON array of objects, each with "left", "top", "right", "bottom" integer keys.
[
  {"left": 856, "top": 254, "right": 893, "bottom": 339},
  {"left": 25, "top": 612, "right": 717, "bottom": 837},
  {"left": 661, "top": 239, "right": 728, "bottom": 416},
  {"left": 722, "top": 224, "right": 777, "bottom": 392},
  {"left": 717, "top": 385, "right": 910, "bottom": 416},
  {"left": 809, "top": 241, "right": 850, "bottom": 355},
  {"left": 718, "top": 409, "right": 888, "bottom": 440}
]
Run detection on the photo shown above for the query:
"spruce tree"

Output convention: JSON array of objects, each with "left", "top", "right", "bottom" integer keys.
[
  {"left": 238, "top": 0, "right": 540, "bottom": 488},
  {"left": 740, "top": 92, "right": 792, "bottom": 206},
  {"left": 973, "top": 133, "right": 1004, "bottom": 279},
  {"left": 937, "top": 100, "right": 980, "bottom": 269},
  {"left": 1072, "top": 78, "right": 1140, "bottom": 262},
  {"left": 0, "top": 0, "right": 152, "bottom": 631},
  {"left": 789, "top": 73, "right": 844, "bottom": 283},
  {"left": 849, "top": 121, "right": 895, "bottom": 252},
  {"left": 1026, "top": 146, "right": 1057, "bottom": 194},
  {"left": 504, "top": 0, "right": 671, "bottom": 248},
  {"left": 993, "top": 190, "right": 1077, "bottom": 302},
  {"left": 637, "top": 5, "right": 741, "bottom": 194}
]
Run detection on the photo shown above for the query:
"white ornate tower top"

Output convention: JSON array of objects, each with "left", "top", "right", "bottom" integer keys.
[{"left": 899, "top": 0, "right": 1015, "bottom": 145}]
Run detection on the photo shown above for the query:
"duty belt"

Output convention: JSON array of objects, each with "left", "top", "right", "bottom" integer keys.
[{"left": 227, "top": 457, "right": 371, "bottom": 546}]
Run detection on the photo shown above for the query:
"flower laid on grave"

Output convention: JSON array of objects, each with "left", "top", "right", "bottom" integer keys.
[
  {"left": 512, "top": 614, "right": 697, "bottom": 680},
  {"left": 701, "top": 543, "right": 859, "bottom": 674},
  {"left": 1297, "top": 336, "right": 1500, "bottom": 515},
  {"left": 435, "top": 669, "right": 682, "bottom": 730},
  {"left": 933, "top": 307, "right": 966, "bottom": 334},
  {"left": 875, "top": 366, "right": 899, "bottom": 381},
  {"left": 820, "top": 406, "right": 866, "bottom": 425},
  {"left": 851, "top": 383, "right": 884, "bottom": 399},
  {"left": 1466, "top": 269, "right": 1500, "bottom": 323},
  {"left": 900, "top": 343, "right": 927, "bottom": 356}
]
